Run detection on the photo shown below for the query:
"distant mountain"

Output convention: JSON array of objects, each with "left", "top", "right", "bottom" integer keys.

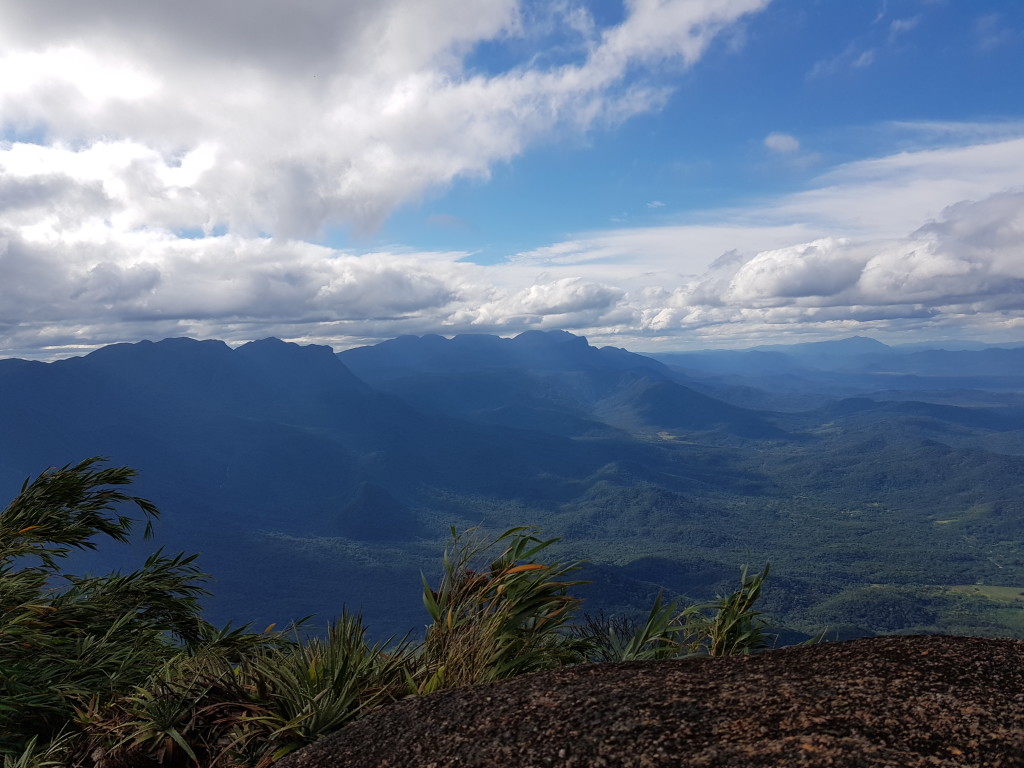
[
  {"left": 0, "top": 336, "right": 654, "bottom": 525},
  {"left": 0, "top": 338, "right": 388, "bottom": 531},
  {"left": 753, "top": 335, "right": 894, "bottom": 357},
  {"left": 651, "top": 337, "right": 1024, "bottom": 410},
  {"left": 0, "top": 334, "right": 768, "bottom": 632},
  {"left": 813, "top": 397, "right": 1024, "bottom": 432},
  {"left": 652, "top": 336, "right": 896, "bottom": 374},
  {"left": 339, "top": 331, "right": 778, "bottom": 438},
  {"left": 341, "top": 329, "right": 674, "bottom": 379},
  {"left": 863, "top": 347, "right": 1024, "bottom": 377},
  {"left": 2, "top": 331, "right": 1023, "bottom": 639}
]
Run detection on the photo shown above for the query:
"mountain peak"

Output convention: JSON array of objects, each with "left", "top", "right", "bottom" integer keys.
[
  {"left": 339, "top": 330, "right": 670, "bottom": 381},
  {"left": 753, "top": 336, "right": 893, "bottom": 355},
  {"left": 83, "top": 336, "right": 232, "bottom": 361},
  {"left": 512, "top": 329, "right": 588, "bottom": 346},
  {"left": 236, "top": 336, "right": 337, "bottom": 358}
]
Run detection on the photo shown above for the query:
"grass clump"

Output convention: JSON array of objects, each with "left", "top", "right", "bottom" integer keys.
[
  {"left": 572, "top": 564, "right": 770, "bottom": 662},
  {"left": 414, "top": 526, "right": 588, "bottom": 691}
]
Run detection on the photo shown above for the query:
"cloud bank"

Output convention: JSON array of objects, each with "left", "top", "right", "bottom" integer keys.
[
  {"left": 0, "top": 1, "right": 1022, "bottom": 357},
  {"left": 3, "top": 143, "right": 1022, "bottom": 356}
]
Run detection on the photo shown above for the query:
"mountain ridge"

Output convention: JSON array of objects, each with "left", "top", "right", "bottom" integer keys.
[{"left": 1, "top": 330, "right": 1022, "bottom": 638}]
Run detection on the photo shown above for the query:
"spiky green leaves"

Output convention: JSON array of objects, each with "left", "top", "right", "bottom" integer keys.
[
  {"left": 417, "top": 526, "right": 589, "bottom": 690},
  {"left": 0, "top": 459, "right": 207, "bottom": 759},
  {"left": 1, "top": 458, "right": 159, "bottom": 568}
]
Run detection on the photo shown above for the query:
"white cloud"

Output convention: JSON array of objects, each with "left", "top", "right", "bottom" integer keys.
[
  {"left": 0, "top": 0, "right": 768, "bottom": 238},
  {"left": 457, "top": 276, "right": 626, "bottom": 330},
  {"left": 6, "top": 128, "right": 1023, "bottom": 357},
  {"left": 758, "top": 136, "right": 1024, "bottom": 237},
  {"left": 763, "top": 132, "right": 800, "bottom": 153},
  {"left": 501, "top": 132, "right": 1024, "bottom": 348},
  {"left": 3, "top": 170, "right": 1023, "bottom": 357},
  {"left": 0, "top": 0, "right": 1022, "bottom": 357},
  {"left": 975, "top": 13, "right": 1023, "bottom": 52},
  {"left": 0, "top": 0, "right": 777, "bottom": 357},
  {"left": 885, "top": 120, "right": 1024, "bottom": 146},
  {"left": 631, "top": 188, "right": 1024, "bottom": 347},
  {"left": 512, "top": 223, "right": 824, "bottom": 275},
  {"left": 889, "top": 15, "right": 921, "bottom": 38},
  {"left": 808, "top": 43, "right": 875, "bottom": 79},
  {"left": 727, "top": 238, "right": 863, "bottom": 300}
]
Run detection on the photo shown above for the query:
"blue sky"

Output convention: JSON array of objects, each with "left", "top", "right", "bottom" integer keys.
[
  {"left": 1, "top": 0, "right": 1023, "bottom": 358},
  {"left": 379, "top": 1, "right": 1024, "bottom": 258}
]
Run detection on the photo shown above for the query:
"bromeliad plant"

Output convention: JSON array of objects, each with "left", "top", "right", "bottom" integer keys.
[
  {"left": 229, "top": 613, "right": 411, "bottom": 764},
  {"left": 82, "top": 615, "right": 409, "bottom": 768},
  {"left": 73, "top": 627, "right": 287, "bottom": 768},
  {"left": 0, "top": 459, "right": 406, "bottom": 768},
  {"left": 416, "top": 526, "right": 589, "bottom": 691}
]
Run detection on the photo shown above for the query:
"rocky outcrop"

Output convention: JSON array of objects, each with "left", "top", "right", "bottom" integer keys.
[{"left": 276, "top": 635, "right": 1024, "bottom": 768}]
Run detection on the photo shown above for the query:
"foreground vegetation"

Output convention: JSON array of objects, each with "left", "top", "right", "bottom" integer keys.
[{"left": 1, "top": 460, "right": 771, "bottom": 767}]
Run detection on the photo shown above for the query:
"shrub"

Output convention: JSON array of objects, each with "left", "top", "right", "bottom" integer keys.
[{"left": 691, "top": 563, "right": 771, "bottom": 656}]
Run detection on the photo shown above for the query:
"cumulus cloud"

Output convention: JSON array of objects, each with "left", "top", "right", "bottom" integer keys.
[
  {"left": 1, "top": 1, "right": 1022, "bottom": 357},
  {"left": 0, "top": 0, "right": 768, "bottom": 238},
  {"left": 632, "top": 188, "right": 1024, "bottom": 346},
  {"left": 974, "top": 13, "right": 1022, "bottom": 52},
  {"left": 0, "top": 0, "right": 777, "bottom": 357},
  {"left": 7, "top": 130, "right": 1023, "bottom": 357},
  {"left": 495, "top": 133, "right": 1024, "bottom": 349},
  {"left": 727, "top": 238, "right": 864, "bottom": 300},
  {"left": 889, "top": 15, "right": 922, "bottom": 38},
  {"left": 3, "top": 177, "right": 1023, "bottom": 357},
  {"left": 456, "top": 276, "right": 626, "bottom": 330}
]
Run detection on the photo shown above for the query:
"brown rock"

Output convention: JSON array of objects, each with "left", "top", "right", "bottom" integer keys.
[{"left": 276, "top": 635, "right": 1024, "bottom": 768}]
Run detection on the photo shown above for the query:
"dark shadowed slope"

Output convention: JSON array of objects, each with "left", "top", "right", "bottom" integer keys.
[
  {"left": 339, "top": 330, "right": 783, "bottom": 438},
  {"left": 0, "top": 336, "right": 629, "bottom": 522},
  {"left": 340, "top": 329, "right": 674, "bottom": 380},
  {"left": 3, "top": 333, "right": 1024, "bottom": 637},
  {"left": 277, "top": 635, "right": 1024, "bottom": 768}
]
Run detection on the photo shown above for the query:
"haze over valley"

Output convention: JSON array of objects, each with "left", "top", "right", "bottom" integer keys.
[{"left": 3, "top": 330, "right": 1021, "bottom": 640}]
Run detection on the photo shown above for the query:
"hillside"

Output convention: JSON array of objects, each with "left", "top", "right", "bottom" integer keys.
[
  {"left": 277, "top": 634, "right": 1024, "bottom": 768},
  {"left": 1, "top": 332, "right": 1023, "bottom": 638}
]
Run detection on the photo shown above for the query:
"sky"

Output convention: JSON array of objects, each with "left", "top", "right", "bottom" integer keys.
[{"left": 1, "top": 0, "right": 1023, "bottom": 360}]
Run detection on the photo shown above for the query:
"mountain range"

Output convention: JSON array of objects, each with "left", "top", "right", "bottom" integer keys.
[{"left": 1, "top": 332, "right": 1022, "bottom": 639}]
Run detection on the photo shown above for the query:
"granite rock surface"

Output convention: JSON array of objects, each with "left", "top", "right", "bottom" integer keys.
[{"left": 276, "top": 635, "right": 1024, "bottom": 768}]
